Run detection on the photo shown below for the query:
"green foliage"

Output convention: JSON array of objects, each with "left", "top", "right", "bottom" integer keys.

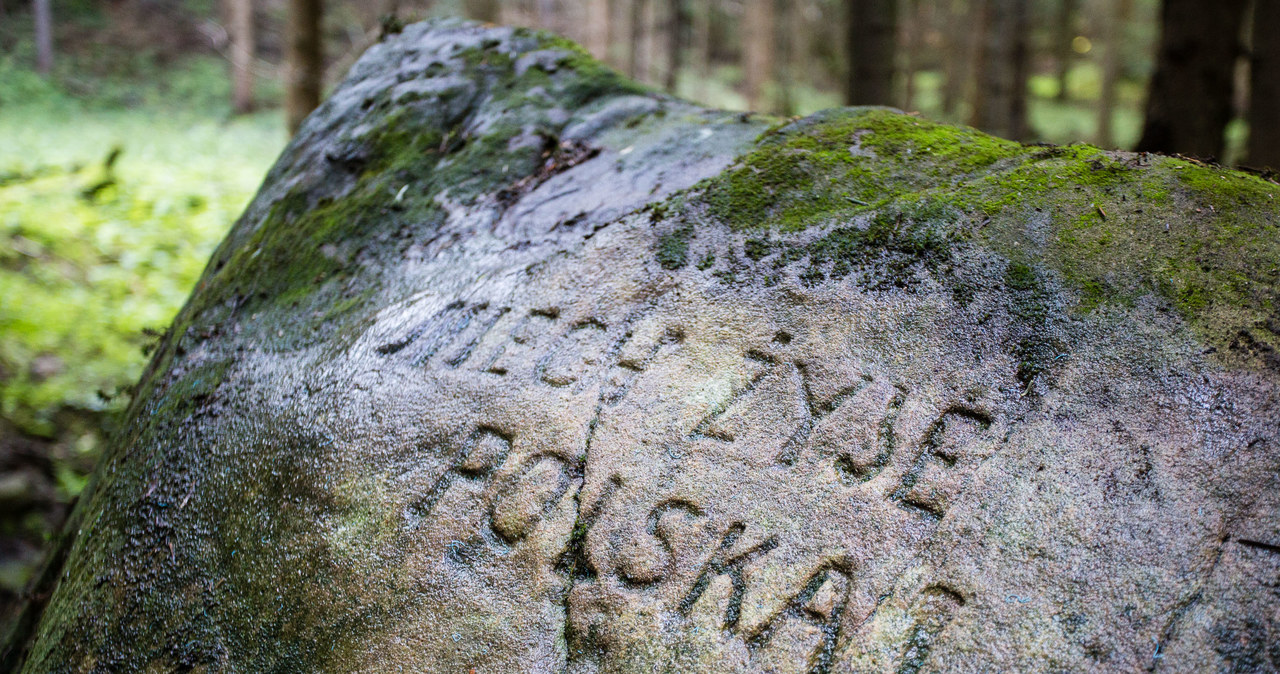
[{"left": 0, "top": 104, "right": 284, "bottom": 438}]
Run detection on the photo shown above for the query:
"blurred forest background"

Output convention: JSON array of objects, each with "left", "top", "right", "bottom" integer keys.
[{"left": 0, "top": 0, "right": 1276, "bottom": 635}]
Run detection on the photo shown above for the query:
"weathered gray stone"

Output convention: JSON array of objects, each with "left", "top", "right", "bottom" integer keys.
[{"left": 6, "top": 18, "right": 1280, "bottom": 673}]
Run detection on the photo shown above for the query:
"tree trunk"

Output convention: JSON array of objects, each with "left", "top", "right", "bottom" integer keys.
[
  {"left": 940, "top": 0, "right": 971, "bottom": 117},
  {"left": 229, "top": 0, "right": 256, "bottom": 115},
  {"left": 1096, "top": 0, "right": 1133, "bottom": 147},
  {"left": 643, "top": 0, "right": 660, "bottom": 83},
  {"left": 1008, "top": 0, "right": 1029, "bottom": 141},
  {"left": 8, "top": 21, "right": 1280, "bottom": 674},
  {"left": 1053, "top": 0, "right": 1079, "bottom": 101},
  {"left": 900, "top": 0, "right": 927, "bottom": 111},
  {"left": 536, "top": 0, "right": 558, "bottom": 34},
  {"left": 33, "top": 0, "right": 53, "bottom": 75},
  {"left": 664, "top": 0, "right": 685, "bottom": 93},
  {"left": 969, "top": 0, "right": 1028, "bottom": 140},
  {"left": 742, "top": 0, "right": 774, "bottom": 111},
  {"left": 628, "top": 0, "right": 648, "bottom": 80},
  {"left": 1248, "top": 0, "right": 1280, "bottom": 169},
  {"left": 777, "top": 0, "right": 797, "bottom": 115},
  {"left": 1135, "top": 0, "right": 1249, "bottom": 159},
  {"left": 465, "top": 0, "right": 501, "bottom": 24},
  {"left": 691, "top": 0, "right": 711, "bottom": 100},
  {"left": 285, "top": 0, "right": 323, "bottom": 135},
  {"left": 585, "top": 0, "right": 610, "bottom": 62},
  {"left": 845, "top": 0, "right": 897, "bottom": 106}
]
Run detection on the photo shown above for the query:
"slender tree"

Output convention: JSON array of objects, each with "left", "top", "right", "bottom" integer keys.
[
  {"left": 33, "top": 0, "right": 53, "bottom": 75},
  {"left": 742, "top": 0, "right": 775, "bottom": 110},
  {"left": 536, "top": 0, "right": 558, "bottom": 34},
  {"left": 690, "top": 0, "right": 712, "bottom": 100},
  {"left": 664, "top": 0, "right": 686, "bottom": 93},
  {"left": 1052, "top": 0, "right": 1079, "bottom": 101},
  {"left": 628, "top": 0, "right": 649, "bottom": 79},
  {"left": 643, "top": 0, "right": 660, "bottom": 82},
  {"left": 969, "top": 0, "right": 1029, "bottom": 140},
  {"left": 1096, "top": 0, "right": 1134, "bottom": 147},
  {"left": 585, "top": 0, "right": 610, "bottom": 62},
  {"left": 1136, "top": 0, "right": 1249, "bottom": 159},
  {"left": 941, "top": 0, "right": 973, "bottom": 117},
  {"left": 900, "top": 0, "right": 929, "bottom": 111},
  {"left": 1248, "top": 0, "right": 1280, "bottom": 168},
  {"left": 285, "top": 0, "right": 323, "bottom": 135},
  {"left": 229, "top": 0, "right": 256, "bottom": 115},
  {"left": 777, "top": 0, "right": 798, "bottom": 115},
  {"left": 465, "top": 0, "right": 501, "bottom": 24},
  {"left": 1008, "top": 0, "right": 1030, "bottom": 140},
  {"left": 845, "top": 0, "right": 897, "bottom": 106}
]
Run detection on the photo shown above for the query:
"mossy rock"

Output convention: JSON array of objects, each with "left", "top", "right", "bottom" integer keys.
[{"left": 6, "top": 19, "right": 1280, "bottom": 674}]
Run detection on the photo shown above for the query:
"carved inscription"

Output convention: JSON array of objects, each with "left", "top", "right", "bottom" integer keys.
[
  {"left": 617, "top": 499, "right": 703, "bottom": 587},
  {"left": 407, "top": 427, "right": 512, "bottom": 525},
  {"left": 1154, "top": 536, "right": 1280, "bottom": 670},
  {"left": 776, "top": 363, "right": 873, "bottom": 466},
  {"left": 485, "top": 308, "right": 560, "bottom": 376},
  {"left": 689, "top": 350, "right": 779, "bottom": 442},
  {"left": 537, "top": 319, "right": 612, "bottom": 389},
  {"left": 557, "top": 477, "right": 620, "bottom": 581},
  {"left": 405, "top": 427, "right": 579, "bottom": 547},
  {"left": 892, "top": 408, "right": 993, "bottom": 518},
  {"left": 824, "top": 380, "right": 907, "bottom": 483},
  {"left": 376, "top": 299, "right": 1005, "bottom": 671},
  {"left": 444, "top": 305, "right": 509, "bottom": 368},
  {"left": 490, "top": 454, "right": 578, "bottom": 543},
  {"left": 745, "top": 564, "right": 853, "bottom": 674},
  {"left": 678, "top": 523, "right": 780, "bottom": 628},
  {"left": 376, "top": 301, "right": 687, "bottom": 410},
  {"left": 600, "top": 329, "right": 683, "bottom": 406},
  {"left": 895, "top": 586, "right": 966, "bottom": 674},
  {"left": 377, "top": 301, "right": 504, "bottom": 368}
]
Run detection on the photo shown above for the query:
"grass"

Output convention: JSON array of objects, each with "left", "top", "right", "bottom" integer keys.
[{"left": 0, "top": 58, "right": 285, "bottom": 452}]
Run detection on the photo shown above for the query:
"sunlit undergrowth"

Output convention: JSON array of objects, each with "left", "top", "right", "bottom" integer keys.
[{"left": 0, "top": 85, "right": 284, "bottom": 445}]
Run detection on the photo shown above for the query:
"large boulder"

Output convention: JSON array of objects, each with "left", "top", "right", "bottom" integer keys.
[{"left": 6, "top": 19, "right": 1280, "bottom": 673}]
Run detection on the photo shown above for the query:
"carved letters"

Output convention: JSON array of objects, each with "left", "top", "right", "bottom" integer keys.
[
  {"left": 382, "top": 297, "right": 997, "bottom": 671},
  {"left": 745, "top": 565, "right": 853, "bottom": 674},
  {"left": 490, "top": 454, "right": 578, "bottom": 543},
  {"left": 616, "top": 499, "right": 702, "bottom": 587},
  {"left": 892, "top": 408, "right": 994, "bottom": 518},
  {"left": 407, "top": 426, "right": 512, "bottom": 525},
  {"left": 895, "top": 586, "right": 966, "bottom": 674},
  {"left": 405, "top": 427, "right": 576, "bottom": 546},
  {"left": 678, "top": 523, "right": 780, "bottom": 628}
]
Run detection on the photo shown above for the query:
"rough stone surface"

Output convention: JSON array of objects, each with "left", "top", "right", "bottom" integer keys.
[{"left": 6, "top": 19, "right": 1280, "bottom": 673}]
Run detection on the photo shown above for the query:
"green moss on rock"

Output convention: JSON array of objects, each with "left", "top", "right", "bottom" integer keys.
[
  {"left": 657, "top": 225, "right": 694, "bottom": 270},
  {"left": 166, "top": 23, "right": 655, "bottom": 362},
  {"left": 701, "top": 108, "right": 1031, "bottom": 232},
  {"left": 683, "top": 107, "right": 1280, "bottom": 368}
]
